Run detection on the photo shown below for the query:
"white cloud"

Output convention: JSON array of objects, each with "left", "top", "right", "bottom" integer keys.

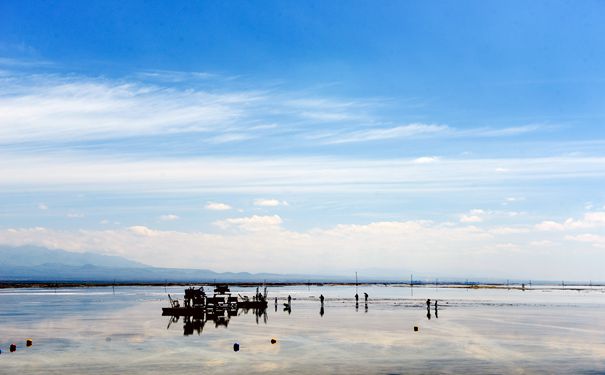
[
  {"left": 529, "top": 240, "right": 554, "bottom": 247},
  {"left": 489, "top": 226, "right": 530, "bottom": 235},
  {"left": 535, "top": 220, "right": 566, "bottom": 231},
  {"left": 2, "top": 216, "right": 603, "bottom": 279},
  {"left": 536, "top": 212, "right": 605, "bottom": 231},
  {"left": 66, "top": 212, "right": 85, "bottom": 218},
  {"left": 413, "top": 156, "right": 439, "bottom": 164},
  {"left": 38, "top": 203, "right": 48, "bottom": 210},
  {"left": 565, "top": 234, "right": 605, "bottom": 248},
  {"left": 253, "top": 198, "right": 288, "bottom": 207},
  {"left": 129, "top": 226, "right": 159, "bottom": 237},
  {"left": 159, "top": 214, "right": 179, "bottom": 221},
  {"left": 214, "top": 215, "right": 283, "bottom": 231},
  {"left": 460, "top": 209, "right": 485, "bottom": 223},
  {"left": 205, "top": 202, "right": 232, "bottom": 211},
  {"left": 460, "top": 215, "right": 483, "bottom": 223}
]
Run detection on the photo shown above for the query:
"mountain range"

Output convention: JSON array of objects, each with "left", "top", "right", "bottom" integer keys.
[{"left": 0, "top": 245, "right": 335, "bottom": 283}]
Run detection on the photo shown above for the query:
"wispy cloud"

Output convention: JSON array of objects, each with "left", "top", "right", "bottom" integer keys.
[
  {"left": 0, "top": 75, "right": 265, "bottom": 144},
  {"left": 316, "top": 123, "right": 546, "bottom": 144},
  {"left": 321, "top": 123, "right": 448, "bottom": 144},
  {"left": 0, "top": 70, "right": 552, "bottom": 150},
  {"left": 135, "top": 69, "right": 217, "bottom": 82},
  {"left": 1, "top": 154, "right": 604, "bottom": 193}
]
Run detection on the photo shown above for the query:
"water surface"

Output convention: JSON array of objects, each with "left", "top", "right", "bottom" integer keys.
[{"left": 1, "top": 285, "right": 604, "bottom": 374}]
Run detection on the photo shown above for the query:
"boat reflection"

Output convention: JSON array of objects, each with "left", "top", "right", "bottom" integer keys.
[{"left": 166, "top": 306, "right": 268, "bottom": 336}]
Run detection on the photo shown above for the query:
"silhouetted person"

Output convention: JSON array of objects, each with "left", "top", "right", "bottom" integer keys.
[
  {"left": 319, "top": 294, "right": 324, "bottom": 304},
  {"left": 426, "top": 299, "right": 431, "bottom": 309},
  {"left": 355, "top": 293, "right": 359, "bottom": 302},
  {"left": 434, "top": 300, "right": 439, "bottom": 319},
  {"left": 364, "top": 292, "right": 368, "bottom": 302},
  {"left": 287, "top": 295, "right": 292, "bottom": 305},
  {"left": 320, "top": 305, "right": 324, "bottom": 317},
  {"left": 275, "top": 297, "right": 278, "bottom": 306}
]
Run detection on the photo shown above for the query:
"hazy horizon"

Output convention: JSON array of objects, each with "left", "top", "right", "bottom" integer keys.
[{"left": 1, "top": 1, "right": 605, "bottom": 281}]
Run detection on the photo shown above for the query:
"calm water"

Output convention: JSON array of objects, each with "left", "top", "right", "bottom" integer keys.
[{"left": 1, "top": 285, "right": 604, "bottom": 374}]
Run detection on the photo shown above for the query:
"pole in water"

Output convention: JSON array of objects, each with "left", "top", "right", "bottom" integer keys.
[
  {"left": 355, "top": 272, "right": 358, "bottom": 294},
  {"left": 410, "top": 274, "right": 413, "bottom": 287}
]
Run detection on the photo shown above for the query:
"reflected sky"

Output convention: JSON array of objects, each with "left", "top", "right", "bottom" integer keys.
[{"left": 1, "top": 285, "right": 604, "bottom": 374}]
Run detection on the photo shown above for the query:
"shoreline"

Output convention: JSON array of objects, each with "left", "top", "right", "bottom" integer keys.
[{"left": 1, "top": 281, "right": 602, "bottom": 291}]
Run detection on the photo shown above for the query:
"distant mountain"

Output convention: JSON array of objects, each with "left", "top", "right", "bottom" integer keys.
[
  {"left": 0, "top": 245, "right": 148, "bottom": 268},
  {"left": 0, "top": 245, "right": 342, "bottom": 283},
  {"left": 4, "top": 245, "right": 563, "bottom": 284}
]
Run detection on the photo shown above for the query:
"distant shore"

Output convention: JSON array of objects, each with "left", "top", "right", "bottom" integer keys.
[{"left": 0, "top": 281, "right": 602, "bottom": 290}]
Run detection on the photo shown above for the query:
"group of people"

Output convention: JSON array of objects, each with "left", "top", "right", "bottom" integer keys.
[
  {"left": 426, "top": 298, "right": 439, "bottom": 319},
  {"left": 274, "top": 293, "right": 439, "bottom": 319}
]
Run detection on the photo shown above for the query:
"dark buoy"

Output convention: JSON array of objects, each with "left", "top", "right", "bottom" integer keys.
[
  {"left": 270, "top": 338, "right": 277, "bottom": 344},
  {"left": 10, "top": 343, "right": 17, "bottom": 352},
  {"left": 233, "top": 343, "right": 240, "bottom": 352},
  {"left": 414, "top": 326, "right": 419, "bottom": 332},
  {"left": 26, "top": 338, "right": 33, "bottom": 347}
]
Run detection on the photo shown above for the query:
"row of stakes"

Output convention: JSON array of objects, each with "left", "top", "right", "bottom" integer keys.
[
  {"left": 1, "top": 339, "right": 32, "bottom": 354},
  {"left": 8, "top": 328, "right": 422, "bottom": 354},
  {"left": 233, "top": 338, "right": 277, "bottom": 352},
  {"left": 232, "top": 327, "right": 424, "bottom": 352}
]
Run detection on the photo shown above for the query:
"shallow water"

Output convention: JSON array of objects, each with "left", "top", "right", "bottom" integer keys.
[{"left": 1, "top": 285, "right": 604, "bottom": 374}]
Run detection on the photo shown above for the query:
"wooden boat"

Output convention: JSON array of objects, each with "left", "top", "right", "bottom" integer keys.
[{"left": 162, "top": 285, "right": 268, "bottom": 316}]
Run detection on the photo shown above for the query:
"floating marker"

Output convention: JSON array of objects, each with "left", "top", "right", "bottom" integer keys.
[
  {"left": 233, "top": 343, "right": 240, "bottom": 352},
  {"left": 26, "top": 338, "right": 33, "bottom": 347},
  {"left": 10, "top": 344, "right": 16, "bottom": 352},
  {"left": 270, "top": 338, "right": 277, "bottom": 344},
  {"left": 414, "top": 326, "right": 419, "bottom": 332}
]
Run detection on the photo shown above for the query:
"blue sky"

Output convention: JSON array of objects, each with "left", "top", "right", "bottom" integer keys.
[{"left": 0, "top": 1, "right": 604, "bottom": 279}]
